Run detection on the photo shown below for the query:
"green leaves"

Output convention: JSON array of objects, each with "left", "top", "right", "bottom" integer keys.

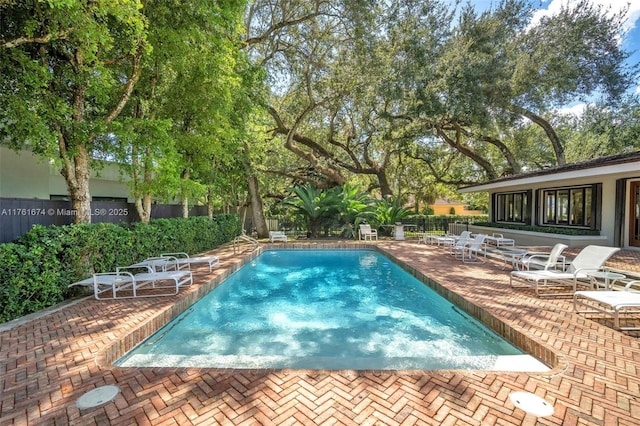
[
  {"left": 282, "top": 184, "right": 339, "bottom": 237},
  {"left": 121, "top": 0, "right": 254, "bottom": 217},
  {"left": 280, "top": 183, "right": 414, "bottom": 238},
  {"left": 373, "top": 197, "right": 414, "bottom": 227},
  {"left": 0, "top": 215, "right": 241, "bottom": 323}
]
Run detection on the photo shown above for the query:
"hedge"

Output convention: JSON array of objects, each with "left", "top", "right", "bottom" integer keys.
[
  {"left": 471, "top": 221, "right": 601, "bottom": 236},
  {"left": 0, "top": 214, "right": 241, "bottom": 323}
]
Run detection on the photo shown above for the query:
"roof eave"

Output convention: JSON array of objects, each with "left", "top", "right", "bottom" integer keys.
[{"left": 459, "top": 160, "right": 640, "bottom": 193}]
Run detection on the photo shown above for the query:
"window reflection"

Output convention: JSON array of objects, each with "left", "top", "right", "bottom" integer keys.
[{"left": 541, "top": 186, "right": 593, "bottom": 227}]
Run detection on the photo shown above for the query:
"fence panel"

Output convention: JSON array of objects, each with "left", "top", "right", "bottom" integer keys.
[
  {"left": 0, "top": 198, "right": 211, "bottom": 243},
  {"left": 90, "top": 201, "right": 138, "bottom": 225},
  {"left": 150, "top": 204, "right": 208, "bottom": 219},
  {"left": 1, "top": 199, "right": 71, "bottom": 243}
]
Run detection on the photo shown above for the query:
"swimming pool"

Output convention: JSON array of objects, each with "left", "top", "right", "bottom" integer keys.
[{"left": 116, "top": 249, "right": 549, "bottom": 371}]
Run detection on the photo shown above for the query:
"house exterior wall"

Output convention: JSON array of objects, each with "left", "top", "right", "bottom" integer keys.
[
  {"left": 430, "top": 203, "right": 466, "bottom": 215},
  {"left": 1, "top": 146, "right": 132, "bottom": 201},
  {"left": 430, "top": 204, "right": 484, "bottom": 215},
  {"left": 428, "top": 198, "right": 485, "bottom": 216},
  {"left": 481, "top": 168, "right": 640, "bottom": 248}
]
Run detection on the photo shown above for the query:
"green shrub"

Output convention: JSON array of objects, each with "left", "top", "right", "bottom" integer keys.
[
  {"left": 0, "top": 215, "right": 240, "bottom": 323},
  {"left": 472, "top": 221, "right": 600, "bottom": 236}
]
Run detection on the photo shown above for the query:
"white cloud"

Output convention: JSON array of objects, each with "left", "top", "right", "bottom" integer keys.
[
  {"left": 557, "top": 103, "right": 591, "bottom": 116},
  {"left": 531, "top": 0, "right": 640, "bottom": 34}
]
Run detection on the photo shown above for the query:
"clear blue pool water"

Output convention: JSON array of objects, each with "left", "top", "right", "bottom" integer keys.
[{"left": 116, "top": 250, "right": 549, "bottom": 371}]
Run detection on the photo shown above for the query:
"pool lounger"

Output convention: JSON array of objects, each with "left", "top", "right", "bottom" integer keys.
[
  {"left": 70, "top": 268, "right": 193, "bottom": 299},
  {"left": 161, "top": 252, "right": 220, "bottom": 273},
  {"left": 485, "top": 233, "right": 515, "bottom": 247},
  {"left": 573, "top": 280, "right": 640, "bottom": 331}
]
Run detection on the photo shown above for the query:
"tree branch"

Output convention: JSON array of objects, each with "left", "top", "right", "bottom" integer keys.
[
  {"left": 458, "top": 127, "right": 521, "bottom": 174},
  {"left": 436, "top": 124, "right": 498, "bottom": 180},
  {"left": 510, "top": 104, "right": 566, "bottom": 166},
  {"left": 268, "top": 104, "right": 347, "bottom": 185},
  {"left": 1, "top": 29, "right": 71, "bottom": 49},
  {"left": 244, "top": 12, "right": 322, "bottom": 47},
  {"left": 105, "top": 49, "right": 142, "bottom": 123}
]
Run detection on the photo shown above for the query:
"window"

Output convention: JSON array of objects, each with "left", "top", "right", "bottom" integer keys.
[
  {"left": 541, "top": 185, "right": 596, "bottom": 228},
  {"left": 494, "top": 192, "right": 528, "bottom": 223}
]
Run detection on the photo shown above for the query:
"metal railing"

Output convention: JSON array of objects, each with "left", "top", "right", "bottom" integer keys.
[{"left": 233, "top": 233, "right": 259, "bottom": 253}]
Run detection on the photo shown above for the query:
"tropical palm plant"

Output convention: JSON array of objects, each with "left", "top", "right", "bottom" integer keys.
[
  {"left": 282, "top": 184, "right": 340, "bottom": 238},
  {"left": 334, "top": 183, "right": 376, "bottom": 238},
  {"left": 282, "top": 184, "right": 410, "bottom": 239},
  {"left": 373, "top": 196, "right": 415, "bottom": 235}
]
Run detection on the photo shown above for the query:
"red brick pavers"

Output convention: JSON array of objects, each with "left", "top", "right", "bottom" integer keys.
[{"left": 1, "top": 241, "right": 639, "bottom": 425}]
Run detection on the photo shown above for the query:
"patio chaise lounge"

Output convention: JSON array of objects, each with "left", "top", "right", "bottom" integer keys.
[
  {"left": 516, "top": 243, "right": 568, "bottom": 271},
  {"left": 426, "top": 230, "right": 471, "bottom": 247},
  {"left": 129, "top": 255, "right": 190, "bottom": 272},
  {"left": 574, "top": 280, "right": 640, "bottom": 331},
  {"left": 510, "top": 245, "right": 620, "bottom": 297},
  {"left": 70, "top": 265, "right": 193, "bottom": 299},
  {"left": 268, "top": 231, "right": 288, "bottom": 243},
  {"left": 484, "top": 233, "right": 516, "bottom": 247},
  {"left": 447, "top": 231, "right": 472, "bottom": 256},
  {"left": 161, "top": 252, "right": 220, "bottom": 273}
]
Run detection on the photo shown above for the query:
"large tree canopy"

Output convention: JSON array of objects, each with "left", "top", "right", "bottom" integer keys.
[
  {"left": 1, "top": 0, "right": 637, "bottom": 226},
  {"left": 1, "top": 0, "right": 148, "bottom": 222},
  {"left": 1, "top": 0, "right": 252, "bottom": 224},
  {"left": 247, "top": 0, "right": 636, "bottom": 195}
]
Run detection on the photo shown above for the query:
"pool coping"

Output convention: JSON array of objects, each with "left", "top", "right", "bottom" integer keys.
[
  {"left": 4, "top": 240, "right": 640, "bottom": 424},
  {"left": 96, "top": 243, "right": 566, "bottom": 377}
]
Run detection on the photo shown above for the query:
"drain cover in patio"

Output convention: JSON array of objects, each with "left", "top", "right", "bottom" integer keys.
[
  {"left": 509, "top": 391, "right": 554, "bottom": 417},
  {"left": 76, "top": 385, "right": 121, "bottom": 409}
]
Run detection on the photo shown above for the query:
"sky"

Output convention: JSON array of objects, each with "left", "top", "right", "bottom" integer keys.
[{"left": 468, "top": 0, "right": 640, "bottom": 106}]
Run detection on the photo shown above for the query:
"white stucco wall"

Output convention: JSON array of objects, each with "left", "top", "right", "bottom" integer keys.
[
  {"left": 461, "top": 165, "right": 640, "bottom": 248},
  {"left": 0, "top": 146, "right": 132, "bottom": 201}
]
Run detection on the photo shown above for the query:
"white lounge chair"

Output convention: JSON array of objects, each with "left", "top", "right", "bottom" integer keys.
[
  {"left": 448, "top": 232, "right": 472, "bottom": 256},
  {"left": 161, "top": 252, "right": 220, "bottom": 273},
  {"left": 69, "top": 265, "right": 193, "bottom": 299},
  {"left": 268, "top": 231, "right": 288, "bottom": 243},
  {"left": 510, "top": 245, "right": 620, "bottom": 297},
  {"left": 457, "top": 233, "right": 487, "bottom": 263},
  {"left": 517, "top": 243, "right": 568, "bottom": 271},
  {"left": 128, "top": 256, "right": 189, "bottom": 272},
  {"left": 485, "top": 233, "right": 516, "bottom": 247},
  {"left": 428, "top": 230, "right": 472, "bottom": 247},
  {"left": 574, "top": 280, "right": 640, "bottom": 331},
  {"left": 359, "top": 224, "right": 378, "bottom": 241}
]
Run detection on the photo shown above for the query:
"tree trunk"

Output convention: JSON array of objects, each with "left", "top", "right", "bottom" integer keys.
[
  {"left": 181, "top": 168, "right": 190, "bottom": 218},
  {"left": 247, "top": 173, "right": 268, "bottom": 237},
  {"left": 207, "top": 187, "right": 215, "bottom": 219},
  {"left": 131, "top": 145, "right": 153, "bottom": 223},
  {"left": 134, "top": 194, "right": 152, "bottom": 224},
  {"left": 181, "top": 196, "right": 189, "bottom": 218},
  {"left": 376, "top": 169, "right": 392, "bottom": 198},
  {"left": 58, "top": 138, "right": 92, "bottom": 224},
  {"left": 243, "top": 142, "right": 268, "bottom": 238},
  {"left": 69, "top": 151, "right": 92, "bottom": 224}
]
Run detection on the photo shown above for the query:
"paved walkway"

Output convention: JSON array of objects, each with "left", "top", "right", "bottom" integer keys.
[{"left": 1, "top": 241, "right": 639, "bottom": 425}]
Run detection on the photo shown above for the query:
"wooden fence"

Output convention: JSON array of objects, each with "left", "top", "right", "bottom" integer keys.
[{"left": 0, "top": 198, "right": 208, "bottom": 243}]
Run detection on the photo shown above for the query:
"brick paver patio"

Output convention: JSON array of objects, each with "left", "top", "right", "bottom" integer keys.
[{"left": 1, "top": 240, "right": 639, "bottom": 425}]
